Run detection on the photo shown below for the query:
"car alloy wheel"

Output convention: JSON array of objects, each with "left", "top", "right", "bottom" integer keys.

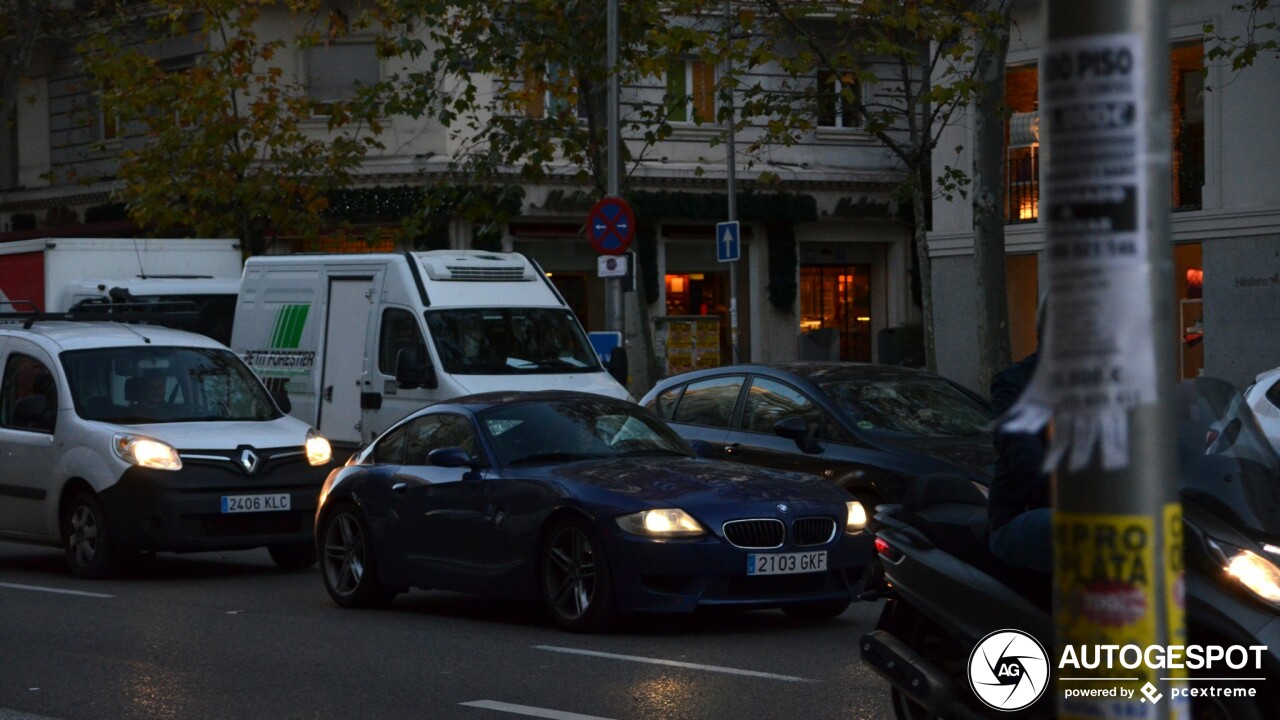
[
  {"left": 320, "top": 506, "right": 397, "bottom": 609},
  {"left": 542, "top": 518, "right": 616, "bottom": 632},
  {"left": 64, "top": 491, "right": 119, "bottom": 579}
]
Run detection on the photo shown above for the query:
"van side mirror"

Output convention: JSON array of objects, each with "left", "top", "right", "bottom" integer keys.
[
  {"left": 395, "top": 349, "right": 438, "bottom": 390},
  {"left": 606, "top": 346, "right": 628, "bottom": 386},
  {"left": 774, "top": 416, "right": 822, "bottom": 454},
  {"left": 270, "top": 387, "right": 292, "bottom": 414}
]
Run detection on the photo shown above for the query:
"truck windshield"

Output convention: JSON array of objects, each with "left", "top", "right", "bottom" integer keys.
[
  {"left": 61, "top": 346, "right": 280, "bottom": 424},
  {"left": 424, "top": 308, "right": 602, "bottom": 375}
]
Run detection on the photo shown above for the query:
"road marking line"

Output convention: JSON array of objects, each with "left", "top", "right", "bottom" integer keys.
[
  {"left": 0, "top": 708, "right": 65, "bottom": 720},
  {"left": 533, "top": 645, "right": 817, "bottom": 683},
  {"left": 0, "top": 582, "right": 114, "bottom": 598},
  {"left": 460, "top": 700, "right": 616, "bottom": 720}
]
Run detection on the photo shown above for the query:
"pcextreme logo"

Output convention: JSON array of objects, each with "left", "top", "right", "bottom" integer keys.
[{"left": 968, "top": 629, "right": 1051, "bottom": 712}]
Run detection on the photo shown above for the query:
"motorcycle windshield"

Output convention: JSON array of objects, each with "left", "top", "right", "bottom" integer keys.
[{"left": 1176, "top": 377, "right": 1280, "bottom": 539}]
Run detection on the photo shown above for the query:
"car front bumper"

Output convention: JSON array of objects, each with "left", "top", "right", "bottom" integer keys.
[{"left": 99, "top": 456, "right": 333, "bottom": 554}]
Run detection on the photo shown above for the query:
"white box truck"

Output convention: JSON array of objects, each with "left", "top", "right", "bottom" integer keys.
[
  {"left": 0, "top": 238, "right": 242, "bottom": 344},
  {"left": 231, "top": 250, "right": 629, "bottom": 447}
]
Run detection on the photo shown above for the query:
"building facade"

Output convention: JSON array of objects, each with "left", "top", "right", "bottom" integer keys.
[
  {"left": 929, "top": 0, "right": 1280, "bottom": 392},
  {"left": 0, "top": 6, "right": 920, "bottom": 390}
]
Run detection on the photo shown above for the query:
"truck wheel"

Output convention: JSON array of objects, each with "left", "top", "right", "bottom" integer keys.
[
  {"left": 268, "top": 542, "right": 317, "bottom": 570},
  {"left": 64, "top": 490, "right": 120, "bottom": 579}
]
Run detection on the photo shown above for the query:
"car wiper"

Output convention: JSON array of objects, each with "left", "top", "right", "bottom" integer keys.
[
  {"left": 507, "top": 452, "right": 608, "bottom": 465},
  {"left": 614, "top": 449, "right": 693, "bottom": 458}
]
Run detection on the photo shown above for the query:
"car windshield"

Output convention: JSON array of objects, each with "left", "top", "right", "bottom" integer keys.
[
  {"left": 1176, "top": 377, "right": 1280, "bottom": 538},
  {"left": 61, "top": 346, "right": 280, "bottom": 424},
  {"left": 480, "top": 398, "right": 692, "bottom": 466},
  {"left": 819, "top": 376, "right": 991, "bottom": 437},
  {"left": 425, "top": 308, "right": 602, "bottom": 375}
]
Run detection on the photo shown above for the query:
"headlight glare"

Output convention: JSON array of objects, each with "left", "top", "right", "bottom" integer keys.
[
  {"left": 113, "top": 434, "right": 182, "bottom": 471},
  {"left": 306, "top": 430, "right": 332, "bottom": 466},
  {"left": 1226, "top": 549, "right": 1280, "bottom": 604},
  {"left": 846, "top": 500, "right": 868, "bottom": 533},
  {"left": 617, "top": 509, "right": 705, "bottom": 537}
]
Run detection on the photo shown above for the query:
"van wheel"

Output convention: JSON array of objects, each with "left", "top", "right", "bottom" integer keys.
[
  {"left": 319, "top": 505, "right": 398, "bottom": 609},
  {"left": 65, "top": 490, "right": 119, "bottom": 579},
  {"left": 268, "top": 543, "right": 317, "bottom": 570}
]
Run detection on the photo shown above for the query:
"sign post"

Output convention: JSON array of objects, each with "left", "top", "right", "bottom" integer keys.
[
  {"left": 721, "top": 0, "right": 739, "bottom": 363},
  {"left": 587, "top": 195, "right": 635, "bottom": 343},
  {"left": 1011, "top": 2, "right": 1183, "bottom": 719}
]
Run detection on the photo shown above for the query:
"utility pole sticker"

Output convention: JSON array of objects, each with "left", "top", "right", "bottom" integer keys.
[{"left": 1005, "top": 33, "right": 1155, "bottom": 471}]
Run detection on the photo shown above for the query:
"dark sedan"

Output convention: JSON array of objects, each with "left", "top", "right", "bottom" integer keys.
[
  {"left": 314, "top": 391, "right": 872, "bottom": 632},
  {"left": 639, "top": 363, "right": 995, "bottom": 509}
]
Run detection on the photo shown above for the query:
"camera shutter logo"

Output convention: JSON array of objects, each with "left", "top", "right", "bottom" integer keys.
[{"left": 968, "top": 629, "right": 1050, "bottom": 711}]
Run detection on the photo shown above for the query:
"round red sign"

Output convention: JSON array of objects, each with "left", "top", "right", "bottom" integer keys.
[{"left": 586, "top": 196, "right": 635, "bottom": 256}]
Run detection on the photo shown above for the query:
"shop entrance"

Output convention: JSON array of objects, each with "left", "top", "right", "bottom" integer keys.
[
  {"left": 799, "top": 265, "right": 872, "bottom": 361},
  {"left": 664, "top": 272, "right": 730, "bottom": 362}
]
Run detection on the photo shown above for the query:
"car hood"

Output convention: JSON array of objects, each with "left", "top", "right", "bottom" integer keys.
[
  {"left": 874, "top": 434, "right": 997, "bottom": 477},
  {"left": 451, "top": 371, "right": 630, "bottom": 400},
  {"left": 530, "top": 457, "right": 847, "bottom": 505},
  {"left": 108, "top": 417, "right": 312, "bottom": 451}
]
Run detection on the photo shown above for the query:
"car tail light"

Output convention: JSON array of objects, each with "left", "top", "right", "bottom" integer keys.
[{"left": 875, "top": 537, "right": 904, "bottom": 562}]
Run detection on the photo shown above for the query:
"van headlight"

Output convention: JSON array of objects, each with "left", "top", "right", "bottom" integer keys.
[
  {"left": 113, "top": 434, "right": 182, "bottom": 471},
  {"left": 846, "top": 500, "right": 868, "bottom": 533},
  {"left": 306, "top": 430, "right": 332, "bottom": 466},
  {"left": 617, "top": 509, "right": 705, "bottom": 537}
]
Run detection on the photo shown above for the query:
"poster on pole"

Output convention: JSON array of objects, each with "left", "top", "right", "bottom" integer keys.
[
  {"left": 653, "top": 315, "right": 722, "bottom": 376},
  {"left": 1005, "top": 32, "right": 1157, "bottom": 473}
]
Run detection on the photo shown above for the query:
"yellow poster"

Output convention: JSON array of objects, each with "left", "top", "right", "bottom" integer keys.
[{"left": 1164, "top": 503, "right": 1186, "bottom": 679}]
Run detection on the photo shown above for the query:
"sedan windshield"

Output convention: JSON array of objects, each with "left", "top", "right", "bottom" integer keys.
[
  {"left": 61, "top": 346, "right": 280, "bottom": 424},
  {"left": 820, "top": 377, "right": 990, "bottom": 437},
  {"left": 425, "top": 308, "right": 601, "bottom": 375},
  {"left": 480, "top": 399, "right": 692, "bottom": 466}
]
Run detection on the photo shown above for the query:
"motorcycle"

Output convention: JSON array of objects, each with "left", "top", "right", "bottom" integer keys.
[{"left": 859, "top": 377, "right": 1280, "bottom": 720}]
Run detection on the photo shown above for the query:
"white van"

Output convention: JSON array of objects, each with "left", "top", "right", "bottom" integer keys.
[
  {"left": 231, "top": 250, "right": 629, "bottom": 447},
  {"left": 0, "top": 317, "right": 334, "bottom": 578}
]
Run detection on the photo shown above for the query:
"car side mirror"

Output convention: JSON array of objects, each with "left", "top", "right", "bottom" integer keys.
[
  {"left": 606, "top": 346, "right": 628, "bottom": 386},
  {"left": 270, "top": 387, "right": 292, "bottom": 414},
  {"left": 774, "top": 416, "right": 822, "bottom": 455},
  {"left": 14, "top": 395, "right": 47, "bottom": 426},
  {"left": 428, "top": 446, "right": 480, "bottom": 470},
  {"left": 396, "top": 349, "right": 438, "bottom": 391}
]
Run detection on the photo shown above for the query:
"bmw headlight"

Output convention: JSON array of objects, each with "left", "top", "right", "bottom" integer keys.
[
  {"left": 617, "top": 509, "right": 705, "bottom": 538},
  {"left": 306, "top": 429, "right": 332, "bottom": 466},
  {"left": 1225, "top": 549, "right": 1280, "bottom": 605},
  {"left": 846, "top": 500, "right": 868, "bottom": 533},
  {"left": 113, "top": 434, "right": 182, "bottom": 471}
]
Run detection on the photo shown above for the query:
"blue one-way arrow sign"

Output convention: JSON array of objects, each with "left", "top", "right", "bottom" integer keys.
[{"left": 716, "top": 221, "right": 740, "bottom": 263}]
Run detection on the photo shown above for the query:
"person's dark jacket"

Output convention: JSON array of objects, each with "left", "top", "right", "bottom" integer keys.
[{"left": 988, "top": 352, "right": 1051, "bottom": 531}]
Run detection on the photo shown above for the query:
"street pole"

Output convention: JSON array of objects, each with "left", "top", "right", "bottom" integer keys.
[
  {"left": 606, "top": 0, "right": 624, "bottom": 336},
  {"left": 1038, "top": 1, "right": 1183, "bottom": 718},
  {"left": 723, "top": 0, "right": 739, "bottom": 363}
]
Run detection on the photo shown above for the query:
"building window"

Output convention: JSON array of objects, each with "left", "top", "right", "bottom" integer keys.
[
  {"left": 524, "top": 64, "right": 587, "bottom": 120},
  {"left": 98, "top": 84, "right": 120, "bottom": 142},
  {"left": 1171, "top": 41, "right": 1204, "bottom": 211},
  {"left": 816, "top": 70, "right": 860, "bottom": 129},
  {"left": 667, "top": 59, "right": 716, "bottom": 124},
  {"left": 1004, "top": 64, "right": 1039, "bottom": 224},
  {"left": 305, "top": 41, "right": 379, "bottom": 115}
]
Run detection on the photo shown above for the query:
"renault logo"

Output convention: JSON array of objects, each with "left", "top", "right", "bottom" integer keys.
[
  {"left": 777, "top": 503, "right": 789, "bottom": 513},
  {"left": 240, "top": 449, "right": 260, "bottom": 475}
]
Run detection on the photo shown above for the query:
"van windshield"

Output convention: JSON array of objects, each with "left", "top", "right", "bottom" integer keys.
[
  {"left": 424, "top": 308, "right": 602, "bottom": 375},
  {"left": 61, "top": 346, "right": 280, "bottom": 424}
]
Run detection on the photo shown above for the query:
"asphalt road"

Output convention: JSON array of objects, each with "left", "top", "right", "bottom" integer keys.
[{"left": 0, "top": 545, "right": 895, "bottom": 720}]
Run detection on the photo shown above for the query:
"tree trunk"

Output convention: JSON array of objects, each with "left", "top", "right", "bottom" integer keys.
[
  {"left": 911, "top": 175, "right": 938, "bottom": 372},
  {"left": 972, "top": 1, "right": 1014, "bottom": 393}
]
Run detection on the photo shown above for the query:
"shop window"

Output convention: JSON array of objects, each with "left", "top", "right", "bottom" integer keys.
[
  {"left": 1175, "top": 243, "right": 1203, "bottom": 380},
  {"left": 799, "top": 265, "right": 872, "bottom": 362},
  {"left": 667, "top": 59, "right": 716, "bottom": 124},
  {"left": 663, "top": 273, "right": 729, "bottom": 366}
]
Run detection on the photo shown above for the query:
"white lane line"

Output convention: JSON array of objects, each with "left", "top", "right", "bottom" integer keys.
[
  {"left": 0, "top": 582, "right": 114, "bottom": 598},
  {"left": 0, "top": 709, "right": 66, "bottom": 720},
  {"left": 533, "top": 645, "right": 817, "bottom": 683},
  {"left": 460, "top": 700, "right": 617, "bottom": 720}
]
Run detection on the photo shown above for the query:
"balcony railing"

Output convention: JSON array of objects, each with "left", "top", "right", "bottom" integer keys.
[{"left": 1003, "top": 147, "right": 1039, "bottom": 225}]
